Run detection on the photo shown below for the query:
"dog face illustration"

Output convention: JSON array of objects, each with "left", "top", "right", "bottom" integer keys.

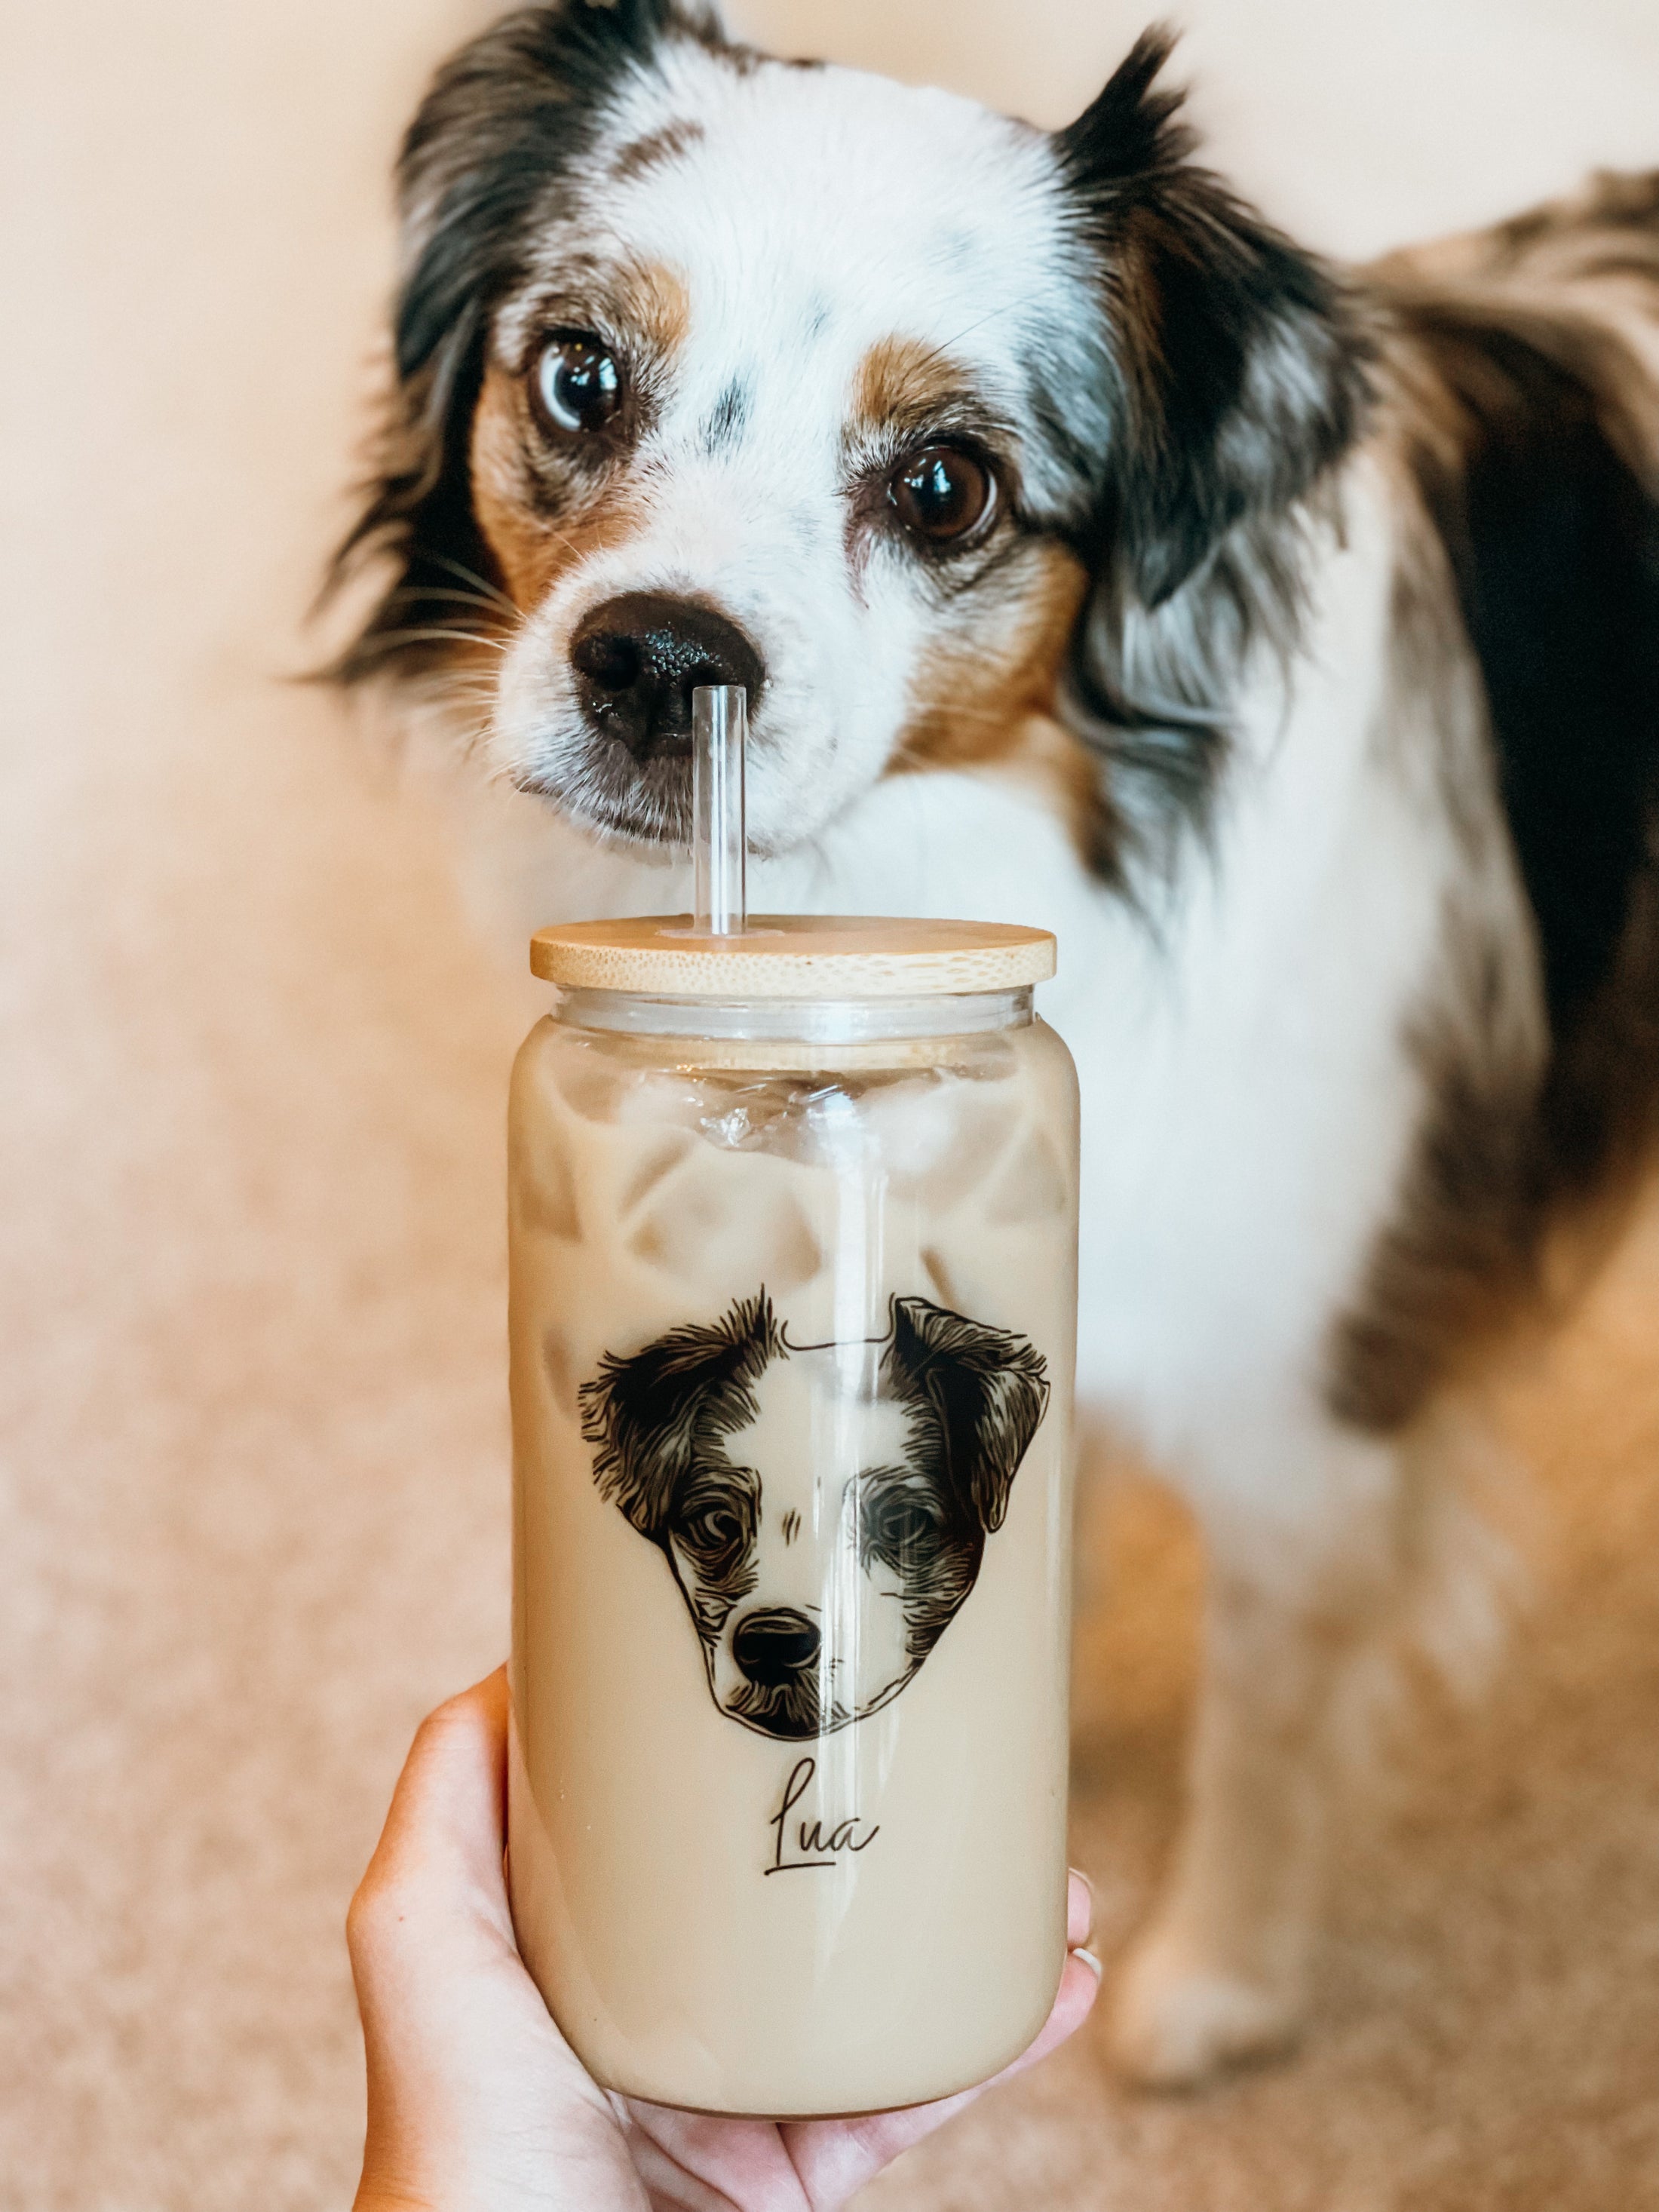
[{"left": 578, "top": 1292, "right": 1050, "bottom": 1738}]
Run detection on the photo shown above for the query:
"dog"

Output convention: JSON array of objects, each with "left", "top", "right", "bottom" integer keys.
[
  {"left": 325, "top": 3, "right": 1659, "bottom": 2086},
  {"left": 578, "top": 1290, "right": 1050, "bottom": 1738}
]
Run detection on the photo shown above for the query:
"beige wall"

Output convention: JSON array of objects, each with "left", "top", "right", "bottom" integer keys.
[{"left": 733, "top": 0, "right": 1659, "bottom": 249}]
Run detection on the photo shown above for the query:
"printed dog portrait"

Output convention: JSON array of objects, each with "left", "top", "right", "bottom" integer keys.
[{"left": 578, "top": 1290, "right": 1050, "bottom": 1738}]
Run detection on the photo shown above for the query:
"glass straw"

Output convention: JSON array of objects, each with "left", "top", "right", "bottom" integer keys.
[{"left": 692, "top": 684, "right": 747, "bottom": 936}]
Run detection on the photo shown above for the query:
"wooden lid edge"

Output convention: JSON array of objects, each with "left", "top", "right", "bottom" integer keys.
[{"left": 528, "top": 916, "right": 1056, "bottom": 997}]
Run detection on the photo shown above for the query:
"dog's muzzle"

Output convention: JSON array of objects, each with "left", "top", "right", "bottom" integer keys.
[{"left": 570, "top": 592, "right": 765, "bottom": 765}]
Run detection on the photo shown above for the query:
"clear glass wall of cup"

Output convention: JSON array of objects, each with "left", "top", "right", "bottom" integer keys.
[{"left": 507, "top": 915, "right": 1079, "bottom": 2116}]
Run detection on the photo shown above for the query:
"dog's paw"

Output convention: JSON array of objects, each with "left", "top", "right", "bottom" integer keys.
[{"left": 1110, "top": 1924, "right": 1304, "bottom": 2090}]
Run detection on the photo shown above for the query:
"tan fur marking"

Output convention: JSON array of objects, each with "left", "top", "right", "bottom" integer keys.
[
  {"left": 469, "top": 363, "right": 646, "bottom": 610},
  {"left": 851, "top": 335, "right": 974, "bottom": 437},
  {"left": 635, "top": 259, "right": 692, "bottom": 359},
  {"left": 889, "top": 541, "right": 1108, "bottom": 864}
]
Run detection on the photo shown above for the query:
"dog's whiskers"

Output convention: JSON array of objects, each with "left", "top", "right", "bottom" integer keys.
[
  {"left": 424, "top": 551, "right": 523, "bottom": 621},
  {"left": 382, "top": 584, "right": 519, "bottom": 623},
  {"left": 907, "top": 290, "right": 1051, "bottom": 381},
  {"left": 357, "top": 626, "right": 513, "bottom": 658}
]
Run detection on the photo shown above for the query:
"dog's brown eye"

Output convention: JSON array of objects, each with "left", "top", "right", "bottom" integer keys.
[
  {"left": 889, "top": 444, "right": 994, "bottom": 546},
  {"left": 533, "top": 332, "right": 622, "bottom": 437}
]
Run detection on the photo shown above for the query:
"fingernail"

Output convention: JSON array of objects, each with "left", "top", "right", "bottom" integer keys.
[{"left": 1073, "top": 1947, "right": 1103, "bottom": 1980}]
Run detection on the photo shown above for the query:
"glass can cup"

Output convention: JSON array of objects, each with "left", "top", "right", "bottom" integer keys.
[{"left": 506, "top": 917, "right": 1079, "bottom": 2118}]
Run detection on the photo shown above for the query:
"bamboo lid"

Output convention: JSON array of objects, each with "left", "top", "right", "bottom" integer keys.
[{"left": 529, "top": 915, "right": 1056, "bottom": 999}]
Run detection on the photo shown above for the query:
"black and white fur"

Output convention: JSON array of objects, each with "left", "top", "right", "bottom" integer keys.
[
  {"left": 579, "top": 1291, "right": 1050, "bottom": 1741},
  {"left": 327, "top": 4, "right": 1659, "bottom": 2085}
]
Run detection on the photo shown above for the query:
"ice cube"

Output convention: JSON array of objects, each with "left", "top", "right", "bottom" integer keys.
[
  {"left": 628, "top": 1170, "right": 822, "bottom": 1297},
  {"left": 620, "top": 1135, "right": 694, "bottom": 1216},
  {"left": 921, "top": 1246, "right": 962, "bottom": 1308},
  {"left": 955, "top": 1033, "right": 1020, "bottom": 1083},
  {"left": 513, "top": 1140, "right": 579, "bottom": 1241},
  {"left": 911, "top": 1101, "right": 1013, "bottom": 1207},
  {"left": 694, "top": 1075, "right": 805, "bottom": 1155},
  {"left": 864, "top": 1079, "right": 1017, "bottom": 1210},
  {"left": 541, "top": 1329, "right": 581, "bottom": 1420},
  {"left": 553, "top": 1039, "right": 707, "bottom": 1133},
  {"left": 774, "top": 1083, "right": 875, "bottom": 1171},
  {"left": 552, "top": 1039, "right": 633, "bottom": 1124},
  {"left": 986, "top": 1127, "right": 1069, "bottom": 1223},
  {"left": 614, "top": 1070, "right": 710, "bottom": 1134},
  {"left": 681, "top": 1076, "right": 869, "bottom": 1173}
]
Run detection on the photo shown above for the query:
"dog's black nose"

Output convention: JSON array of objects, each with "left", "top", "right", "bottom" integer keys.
[
  {"left": 570, "top": 593, "right": 765, "bottom": 763},
  {"left": 732, "top": 1608, "right": 820, "bottom": 1687}
]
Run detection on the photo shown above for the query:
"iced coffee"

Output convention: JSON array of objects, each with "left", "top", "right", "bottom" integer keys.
[{"left": 507, "top": 913, "right": 1079, "bottom": 2116}]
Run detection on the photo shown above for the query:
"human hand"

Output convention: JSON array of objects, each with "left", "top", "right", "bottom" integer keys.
[{"left": 347, "top": 1667, "right": 1101, "bottom": 2212}]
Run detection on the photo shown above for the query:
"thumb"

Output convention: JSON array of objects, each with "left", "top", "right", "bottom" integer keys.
[{"left": 348, "top": 1667, "right": 515, "bottom": 1975}]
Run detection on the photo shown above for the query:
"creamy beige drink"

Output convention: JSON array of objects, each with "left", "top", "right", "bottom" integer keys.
[{"left": 507, "top": 916, "right": 1078, "bottom": 2117}]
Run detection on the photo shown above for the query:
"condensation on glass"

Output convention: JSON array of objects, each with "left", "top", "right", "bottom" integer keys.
[{"left": 507, "top": 916, "right": 1079, "bottom": 2117}]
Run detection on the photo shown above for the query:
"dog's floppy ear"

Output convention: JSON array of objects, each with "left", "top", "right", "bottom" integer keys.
[
  {"left": 324, "top": 2, "right": 724, "bottom": 681},
  {"left": 885, "top": 1299, "right": 1050, "bottom": 1537},
  {"left": 579, "top": 1290, "right": 780, "bottom": 1539},
  {"left": 1053, "top": 28, "right": 1369, "bottom": 610}
]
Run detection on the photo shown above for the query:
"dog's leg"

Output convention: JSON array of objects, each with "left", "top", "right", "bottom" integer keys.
[{"left": 1110, "top": 1419, "right": 1401, "bottom": 2089}]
